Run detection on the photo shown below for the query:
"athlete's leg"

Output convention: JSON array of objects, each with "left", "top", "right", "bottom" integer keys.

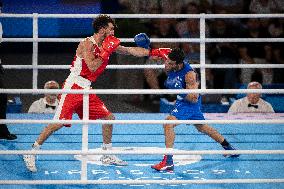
[
  {"left": 194, "top": 124, "right": 224, "bottom": 143},
  {"left": 164, "top": 115, "right": 178, "bottom": 148},
  {"left": 24, "top": 90, "right": 77, "bottom": 172},
  {"left": 87, "top": 94, "right": 127, "bottom": 166},
  {"left": 36, "top": 123, "right": 64, "bottom": 145},
  {"left": 101, "top": 113, "right": 115, "bottom": 145},
  {"left": 99, "top": 113, "right": 127, "bottom": 166},
  {"left": 152, "top": 115, "right": 178, "bottom": 172},
  {"left": 194, "top": 124, "right": 239, "bottom": 158}
]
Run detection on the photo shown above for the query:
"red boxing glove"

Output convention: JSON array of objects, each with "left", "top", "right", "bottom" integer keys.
[
  {"left": 149, "top": 48, "right": 172, "bottom": 60},
  {"left": 100, "top": 35, "right": 120, "bottom": 60}
]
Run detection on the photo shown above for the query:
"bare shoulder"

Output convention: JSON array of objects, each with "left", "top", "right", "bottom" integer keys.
[{"left": 76, "top": 38, "right": 93, "bottom": 55}]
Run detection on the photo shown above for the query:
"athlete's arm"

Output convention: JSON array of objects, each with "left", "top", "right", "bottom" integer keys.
[
  {"left": 184, "top": 71, "right": 199, "bottom": 103},
  {"left": 76, "top": 39, "right": 103, "bottom": 72},
  {"left": 115, "top": 45, "right": 149, "bottom": 57}
]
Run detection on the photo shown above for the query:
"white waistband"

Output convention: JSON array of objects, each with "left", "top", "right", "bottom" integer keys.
[{"left": 66, "top": 73, "right": 91, "bottom": 89}]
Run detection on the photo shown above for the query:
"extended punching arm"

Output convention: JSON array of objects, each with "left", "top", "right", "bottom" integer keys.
[{"left": 134, "top": 33, "right": 172, "bottom": 59}]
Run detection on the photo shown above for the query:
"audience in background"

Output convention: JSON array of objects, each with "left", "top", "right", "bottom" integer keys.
[
  {"left": 249, "top": 0, "right": 278, "bottom": 14},
  {"left": 228, "top": 81, "right": 274, "bottom": 113},
  {"left": 238, "top": 18, "right": 273, "bottom": 84},
  {"left": 209, "top": 19, "right": 239, "bottom": 104},
  {"left": 28, "top": 80, "right": 60, "bottom": 114},
  {"left": 116, "top": 0, "right": 284, "bottom": 106}
]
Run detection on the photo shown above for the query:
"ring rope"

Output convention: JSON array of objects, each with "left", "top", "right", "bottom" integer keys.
[
  {"left": 1, "top": 119, "right": 284, "bottom": 125},
  {"left": 0, "top": 179, "right": 283, "bottom": 185},
  {"left": 2, "top": 13, "right": 283, "bottom": 89},
  {"left": 1, "top": 13, "right": 284, "bottom": 18},
  {"left": 1, "top": 88, "right": 284, "bottom": 94},
  {"left": 0, "top": 149, "right": 283, "bottom": 155},
  {"left": 3, "top": 37, "right": 284, "bottom": 43},
  {"left": 3, "top": 64, "right": 284, "bottom": 69}
]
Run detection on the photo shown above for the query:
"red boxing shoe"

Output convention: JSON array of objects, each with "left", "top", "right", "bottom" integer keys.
[{"left": 151, "top": 155, "right": 174, "bottom": 172}]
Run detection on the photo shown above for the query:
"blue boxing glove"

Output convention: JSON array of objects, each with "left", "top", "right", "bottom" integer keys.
[{"left": 134, "top": 33, "right": 150, "bottom": 49}]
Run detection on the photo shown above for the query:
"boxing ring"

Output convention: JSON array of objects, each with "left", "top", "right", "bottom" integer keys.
[{"left": 1, "top": 13, "right": 284, "bottom": 188}]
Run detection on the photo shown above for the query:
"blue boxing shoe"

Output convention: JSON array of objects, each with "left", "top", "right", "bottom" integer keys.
[{"left": 223, "top": 144, "right": 240, "bottom": 158}]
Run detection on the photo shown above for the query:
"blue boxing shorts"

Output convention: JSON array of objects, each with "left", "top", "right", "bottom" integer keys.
[{"left": 170, "top": 101, "right": 205, "bottom": 120}]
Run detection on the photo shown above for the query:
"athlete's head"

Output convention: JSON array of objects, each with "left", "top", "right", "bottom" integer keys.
[
  {"left": 92, "top": 14, "right": 117, "bottom": 38},
  {"left": 165, "top": 48, "right": 185, "bottom": 72}
]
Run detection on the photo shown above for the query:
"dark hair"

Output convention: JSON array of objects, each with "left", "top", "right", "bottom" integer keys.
[
  {"left": 168, "top": 48, "right": 185, "bottom": 64},
  {"left": 92, "top": 14, "right": 117, "bottom": 33}
]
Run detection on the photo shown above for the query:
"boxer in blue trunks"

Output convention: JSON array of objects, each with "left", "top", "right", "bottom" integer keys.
[
  {"left": 135, "top": 34, "right": 239, "bottom": 172},
  {"left": 153, "top": 48, "right": 239, "bottom": 172}
]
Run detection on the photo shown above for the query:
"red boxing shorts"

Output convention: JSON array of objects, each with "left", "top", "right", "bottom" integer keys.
[{"left": 54, "top": 76, "right": 111, "bottom": 127}]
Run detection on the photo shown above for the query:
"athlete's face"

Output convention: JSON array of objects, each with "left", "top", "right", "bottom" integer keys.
[
  {"left": 103, "top": 23, "right": 115, "bottom": 38},
  {"left": 165, "top": 59, "right": 179, "bottom": 72}
]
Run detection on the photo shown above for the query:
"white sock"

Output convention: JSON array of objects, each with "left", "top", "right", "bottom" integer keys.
[
  {"left": 102, "top": 143, "right": 112, "bottom": 150},
  {"left": 32, "top": 141, "right": 41, "bottom": 150},
  {"left": 165, "top": 148, "right": 173, "bottom": 156}
]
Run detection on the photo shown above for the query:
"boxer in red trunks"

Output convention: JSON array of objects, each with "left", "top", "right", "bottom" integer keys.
[{"left": 23, "top": 15, "right": 169, "bottom": 172}]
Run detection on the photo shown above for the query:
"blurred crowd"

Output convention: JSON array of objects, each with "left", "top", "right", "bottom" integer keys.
[{"left": 113, "top": 0, "right": 284, "bottom": 104}]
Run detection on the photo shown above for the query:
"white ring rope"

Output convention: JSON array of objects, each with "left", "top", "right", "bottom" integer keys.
[
  {"left": 1, "top": 88, "right": 284, "bottom": 94},
  {"left": 0, "top": 149, "right": 283, "bottom": 155},
  {"left": 1, "top": 13, "right": 284, "bottom": 18},
  {"left": 0, "top": 179, "right": 283, "bottom": 185},
  {"left": 2, "top": 13, "right": 284, "bottom": 89},
  {"left": 1, "top": 119, "right": 284, "bottom": 125},
  {"left": 3, "top": 37, "right": 284, "bottom": 43},
  {"left": 3, "top": 64, "right": 284, "bottom": 69}
]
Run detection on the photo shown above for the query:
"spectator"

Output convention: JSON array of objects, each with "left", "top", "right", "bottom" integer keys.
[
  {"left": 28, "top": 80, "right": 60, "bottom": 114},
  {"left": 176, "top": 18, "right": 201, "bottom": 65},
  {"left": 209, "top": 19, "right": 239, "bottom": 104},
  {"left": 274, "top": 0, "right": 284, "bottom": 12},
  {"left": 268, "top": 18, "right": 284, "bottom": 83},
  {"left": 228, "top": 81, "right": 274, "bottom": 113},
  {"left": 238, "top": 18, "right": 273, "bottom": 84},
  {"left": 212, "top": 0, "right": 244, "bottom": 14},
  {"left": 249, "top": 0, "right": 277, "bottom": 34},
  {"left": 249, "top": 0, "right": 278, "bottom": 14},
  {"left": 160, "top": 0, "right": 183, "bottom": 14},
  {"left": 118, "top": 0, "right": 159, "bottom": 14}
]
